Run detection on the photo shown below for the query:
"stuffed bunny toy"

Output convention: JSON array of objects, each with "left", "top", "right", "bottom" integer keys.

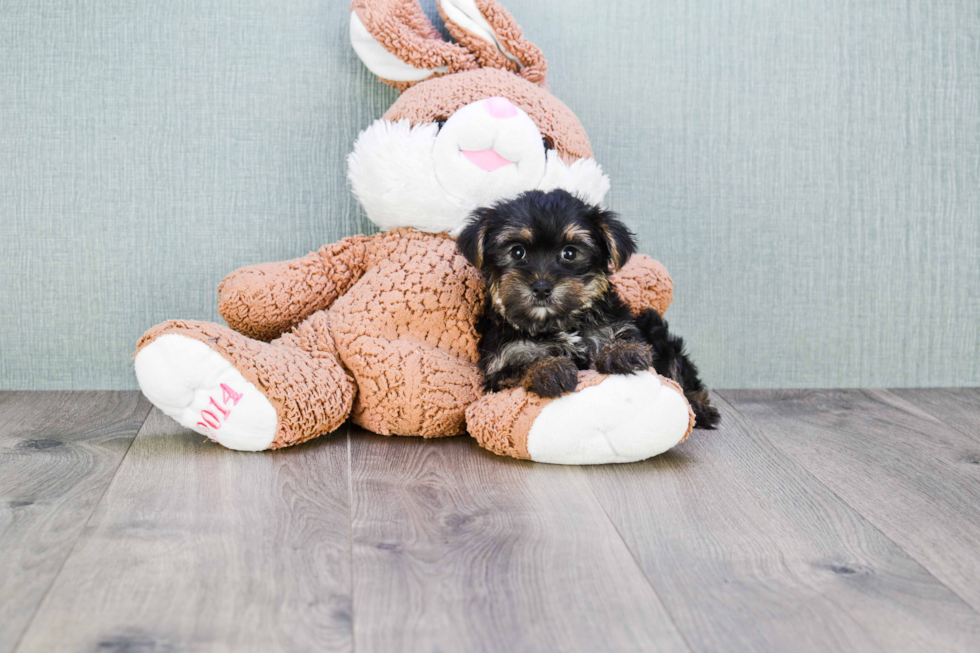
[{"left": 134, "top": 0, "right": 695, "bottom": 464}]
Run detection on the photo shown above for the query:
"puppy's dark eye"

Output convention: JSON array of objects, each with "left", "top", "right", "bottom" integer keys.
[
  {"left": 511, "top": 245, "right": 526, "bottom": 261},
  {"left": 542, "top": 136, "right": 554, "bottom": 151},
  {"left": 561, "top": 246, "right": 576, "bottom": 261},
  {"left": 436, "top": 119, "right": 447, "bottom": 131}
]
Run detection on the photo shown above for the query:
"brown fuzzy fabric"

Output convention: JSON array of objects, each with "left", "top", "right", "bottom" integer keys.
[
  {"left": 351, "top": 0, "right": 479, "bottom": 90},
  {"left": 137, "top": 2, "right": 690, "bottom": 458},
  {"left": 327, "top": 230, "right": 487, "bottom": 437},
  {"left": 438, "top": 3, "right": 513, "bottom": 77},
  {"left": 218, "top": 229, "right": 489, "bottom": 438},
  {"left": 350, "top": 0, "right": 586, "bottom": 159},
  {"left": 610, "top": 254, "right": 674, "bottom": 319},
  {"left": 384, "top": 68, "right": 592, "bottom": 161},
  {"left": 218, "top": 235, "right": 375, "bottom": 342},
  {"left": 136, "top": 315, "right": 356, "bottom": 450},
  {"left": 438, "top": 0, "right": 547, "bottom": 86},
  {"left": 659, "top": 374, "right": 696, "bottom": 441},
  {"left": 352, "top": 0, "right": 547, "bottom": 91},
  {"left": 466, "top": 370, "right": 693, "bottom": 460},
  {"left": 140, "top": 230, "right": 678, "bottom": 451},
  {"left": 465, "top": 370, "right": 609, "bottom": 459}
]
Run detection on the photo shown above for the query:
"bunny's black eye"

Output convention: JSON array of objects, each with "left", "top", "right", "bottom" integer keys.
[
  {"left": 542, "top": 136, "right": 554, "bottom": 151},
  {"left": 511, "top": 245, "right": 526, "bottom": 261}
]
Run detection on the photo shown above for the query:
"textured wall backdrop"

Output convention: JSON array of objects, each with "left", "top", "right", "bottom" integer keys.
[{"left": 1, "top": 0, "right": 978, "bottom": 390}]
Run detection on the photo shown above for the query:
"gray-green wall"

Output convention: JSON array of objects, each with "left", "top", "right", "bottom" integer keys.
[{"left": 2, "top": 0, "right": 978, "bottom": 390}]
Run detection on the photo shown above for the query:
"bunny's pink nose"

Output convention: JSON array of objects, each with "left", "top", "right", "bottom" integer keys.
[{"left": 484, "top": 96, "right": 518, "bottom": 119}]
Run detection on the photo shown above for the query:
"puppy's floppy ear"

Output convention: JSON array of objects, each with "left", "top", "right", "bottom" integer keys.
[
  {"left": 591, "top": 207, "right": 637, "bottom": 271},
  {"left": 457, "top": 207, "right": 495, "bottom": 269}
]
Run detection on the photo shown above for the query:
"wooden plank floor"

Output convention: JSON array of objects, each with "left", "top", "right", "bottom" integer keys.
[
  {"left": 0, "top": 392, "right": 151, "bottom": 653},
  {"left": 2, "top": 389, "right": 979, "bottom": 652}
]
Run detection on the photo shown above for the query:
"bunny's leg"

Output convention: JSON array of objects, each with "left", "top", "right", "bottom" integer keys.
[
  {"left": 341, "top": 336, "right": 484, "bottom": 438},
  {"left": 134, "top": 312, "right": 355, "bottom": 451},
  {"left": 466, "top": 369, "right": 694, "bottom": 464}
]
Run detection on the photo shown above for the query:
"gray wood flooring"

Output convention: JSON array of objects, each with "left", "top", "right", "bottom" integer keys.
[{"left": 1, "top": 389, "right": 979, "bottom": 652}]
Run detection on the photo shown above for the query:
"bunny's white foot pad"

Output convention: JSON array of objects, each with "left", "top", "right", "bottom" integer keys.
[
  {"left": 134, "top": 334, "right": 278, "bottom": 451},
  {"left": 526, "top": 371, "right": 691, "bottom": 465}
]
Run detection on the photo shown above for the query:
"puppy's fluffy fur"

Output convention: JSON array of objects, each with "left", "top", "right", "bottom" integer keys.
[{"left": 458, "top": 189, "right": 719, "bottom": 428}]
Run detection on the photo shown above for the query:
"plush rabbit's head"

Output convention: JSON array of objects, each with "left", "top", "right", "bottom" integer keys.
[{"left": 348, "top": 0, "right": 610, "bottom": 236}]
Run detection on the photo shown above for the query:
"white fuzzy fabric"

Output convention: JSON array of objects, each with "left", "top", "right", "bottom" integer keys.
[
  {"left": 135, "top": 334, "right": 278, "bottom": 452},
  {"left": 348, "top": 120, "right": 475, "bottom": 235},
  {"left": 526, "top": 371, "right": 691, "bottom": 464},
  {"left": 432, "top": 98, "right": 547, "bottom": 208},
  {"left": 348, "top": 108, "right": 610, "bottom": 237},
  {"left": 537, "top": 154, "right": 611, "bottom": 206},
  {"left": 349, "top": 12, "right": 447, "bottom": 82}
]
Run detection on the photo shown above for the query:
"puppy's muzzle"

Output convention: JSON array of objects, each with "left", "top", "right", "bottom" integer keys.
[{"left": 530, "top": 279, "right": 553, "bottom": 300}]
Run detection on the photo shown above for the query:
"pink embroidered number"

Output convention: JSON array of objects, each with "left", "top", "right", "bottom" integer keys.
[{"left": 197, "top": 383, "right": 243, "bottom": 434}]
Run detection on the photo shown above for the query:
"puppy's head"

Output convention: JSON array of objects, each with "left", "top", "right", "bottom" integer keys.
[{"left": 458, "top": 189, "right": 636, "bottom": 331}]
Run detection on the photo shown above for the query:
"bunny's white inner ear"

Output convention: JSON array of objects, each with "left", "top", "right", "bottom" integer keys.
[
  {"left": 350, "top": 11, "right": 448, "bottom": 82},
  {"left": 440, "top": 0, "right": 521, "bottom": 68}
]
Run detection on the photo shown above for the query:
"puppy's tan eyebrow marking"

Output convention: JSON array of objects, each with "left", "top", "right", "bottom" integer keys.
[
  {"left": 494, "top": 227, "right": 530, "bottom": 245},
  {"left": 562, "top": 224, "right": 594, "bottom": 246}
]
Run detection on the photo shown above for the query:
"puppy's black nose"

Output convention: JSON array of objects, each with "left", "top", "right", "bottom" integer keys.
[{"left": 531, "top": 280, "right": 553, "bottom": 300}]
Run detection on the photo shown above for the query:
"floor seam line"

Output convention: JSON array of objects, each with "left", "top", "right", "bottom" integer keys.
[
  {"left": 580, "top": 468, "right": 697, "bottom": 653},
  {"left": 9, "top": 394, "right": 152, "bottom": 653},
  {"left": 877, "top": 388, "right": 980, "bottom": 444},
  {"left": 346, "top": 421, "right": 356, "bottom": 653},
  {"left": 716, "top": 391, "right": 980, "bottom": 619}
]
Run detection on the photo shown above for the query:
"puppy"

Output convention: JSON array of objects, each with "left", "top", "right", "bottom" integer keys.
[{"left": 457, "top": 189, "right": 720, "bottom": 428}]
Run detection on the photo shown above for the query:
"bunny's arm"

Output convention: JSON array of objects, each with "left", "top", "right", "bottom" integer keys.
[
  {"left": 218, "top": 234, "right": 378, "bottom": 341},
  {"left": 611, "top": 254, "right": 674, "bottom": 317}
]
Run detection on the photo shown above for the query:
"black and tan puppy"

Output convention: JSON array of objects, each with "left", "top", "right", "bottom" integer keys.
[{"left": 457, "top": 189, "right": 719, "bottom": 428}]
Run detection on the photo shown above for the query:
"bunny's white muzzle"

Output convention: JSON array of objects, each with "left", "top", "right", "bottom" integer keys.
[
  {"left": 432, "top": 97, "right": 547, "bottom": 207},
  {"left": 347, "top": 99, "right": 611, "bottom": 237}
]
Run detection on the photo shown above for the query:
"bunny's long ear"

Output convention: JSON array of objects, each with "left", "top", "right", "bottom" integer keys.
[
  {"left": 438, "top": 0, "right": 547, "bottom": 86},
  {"left": 350, "top": 0, "right": 479, "bottom": 90}
]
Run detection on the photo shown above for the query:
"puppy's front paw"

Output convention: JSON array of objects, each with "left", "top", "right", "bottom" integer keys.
[
  {"left": 522, "top": 357, "right": 579, "bottom": 398},
  {"left": 595, "top": 342, "right": 653, "bottom": 375}
]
